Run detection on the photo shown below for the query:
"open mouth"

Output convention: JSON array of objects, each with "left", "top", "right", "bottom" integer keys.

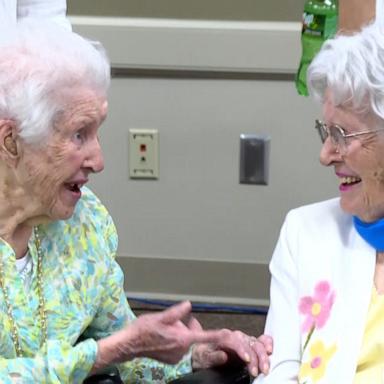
[
  {"left": 65, "top": 183, "right": 81, "bottom": 193},
  {"left": 340, "top": 176, "right": 361, "bottom": 187}
]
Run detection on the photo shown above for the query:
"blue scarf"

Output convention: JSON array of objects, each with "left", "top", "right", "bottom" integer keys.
[{"left": 353, "top": 216, "right": 384, "bottom": 251}]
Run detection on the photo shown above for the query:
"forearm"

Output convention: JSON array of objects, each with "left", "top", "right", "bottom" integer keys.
[{"left": 92, "top": 328, "right": 193, "bottom": 381}]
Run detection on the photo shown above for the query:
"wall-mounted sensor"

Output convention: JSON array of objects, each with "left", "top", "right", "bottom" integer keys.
[{"left": 239, "top": 134, "right": 270, "bottom": 185}]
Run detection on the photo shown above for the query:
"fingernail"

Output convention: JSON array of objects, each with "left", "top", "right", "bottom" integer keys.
[
  {"left": 244, "top": 353, "right": 250, "bottom": 363},
  {"left": 251, "top": 367, "right": 258, "bottom": 377},
  {"left": 263, "top": 363, "right": 269, "bottom": 373}
]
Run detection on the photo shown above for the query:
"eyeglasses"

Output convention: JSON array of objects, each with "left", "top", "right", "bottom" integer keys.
[{"left": 315, "top": 119, "right": 384, "bottom": 153}]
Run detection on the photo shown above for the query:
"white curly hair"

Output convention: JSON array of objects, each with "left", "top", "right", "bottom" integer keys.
[
  {"left": 307, "top": 21, "right": 384, "bottom": 120},
  {"left": 0, "top": 19, "right": 110, "bottom": 145}
]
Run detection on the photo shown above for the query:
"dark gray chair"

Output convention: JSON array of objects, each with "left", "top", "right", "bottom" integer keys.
[
  {"left": 84, "top": 365, "right": 250, "bottom": 384},
  {"left": 168, "top": 366, "right": 251, "bottom": 384},
  {"left": 83, "top": 367, "right": 123, "bottom": 384}
]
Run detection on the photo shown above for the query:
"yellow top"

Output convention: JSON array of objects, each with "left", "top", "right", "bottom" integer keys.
[{"left": 354, "top": 288, "right": 384, "bottom": 383}]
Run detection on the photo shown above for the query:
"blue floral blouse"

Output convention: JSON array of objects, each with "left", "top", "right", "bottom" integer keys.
[{"left": 0, "top": 187, "right": 191, "bottom": 383}]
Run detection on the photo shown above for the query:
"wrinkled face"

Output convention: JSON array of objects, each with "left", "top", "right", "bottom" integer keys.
[
  {"left": 320, "top": 92, "right": 384, "bottom": 222},
  {"left": 17, "top": 87, "right": 107, "bottom": 221}
]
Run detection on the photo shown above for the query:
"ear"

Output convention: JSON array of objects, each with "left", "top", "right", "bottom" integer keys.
[{"left": 0, "top": 119, "right": 20, "bottom": 166}]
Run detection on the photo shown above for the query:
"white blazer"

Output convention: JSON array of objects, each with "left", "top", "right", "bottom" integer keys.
[
  {"left": 254, "top": 198, "right": 376, "bottom": 383},
  {"left": 0, "top": 0, "right": 71, "bottom": 30}
]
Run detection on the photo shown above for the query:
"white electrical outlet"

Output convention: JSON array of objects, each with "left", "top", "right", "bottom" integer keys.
[{"left": 128, "top": 129, "right": 159, "bottom": 179}]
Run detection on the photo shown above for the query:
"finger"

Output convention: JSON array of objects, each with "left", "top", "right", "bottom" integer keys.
[
  {"left": 216, "top": 332, "right": 259, "bottom": 375},
  {"left": 240, "top": 336, "right": 260, "bottom": 378},
  {"left": 189, "top": 329, "right": 230, "bottom": 346},
  {"left": 159, "top": 301, "right": 192, "bottom": 324},
  {"left": 215, "top": 330, "right": 251, "bottom": 365},
  {"left": 257, "top": 334, "right": 273, "bottom": 355},
  {"left": 247, "top": 349, "right": 259, "bottom": 378},
  {"left": 251, "top": 340, "right": 270, "bottom": 375},
  {"left": 187, "top": 316, "right": 203, "bottom": 332}
]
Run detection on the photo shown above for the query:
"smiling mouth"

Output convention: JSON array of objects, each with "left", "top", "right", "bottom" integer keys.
[{"left": 340, "top": 176, "right": 361, "bottom": 187}]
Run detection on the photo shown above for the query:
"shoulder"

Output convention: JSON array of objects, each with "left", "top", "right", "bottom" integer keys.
[
  {"left": 285, "top": 197, "right": 350, "bottom": 231},
  {"left": 274, "top": 198, "right": 357, "bottom": 272},
  {"left": 289, "top": 197, "right": 341, "bottom": 216},
  {"left": 276, "top": 197, "right": 354, "bottom": 258}
]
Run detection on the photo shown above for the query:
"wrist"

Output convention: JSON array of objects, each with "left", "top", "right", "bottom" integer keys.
[{"left": 91, "top": 329, "right": 134, "bottom": 373}]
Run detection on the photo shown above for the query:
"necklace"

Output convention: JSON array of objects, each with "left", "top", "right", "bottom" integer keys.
[{"left": 0, "top": 227, "right": 47, "bottom": 357}]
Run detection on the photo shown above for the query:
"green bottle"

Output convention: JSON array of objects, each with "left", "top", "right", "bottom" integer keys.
[{"left": 295, "top": 0, "right": 338, "bottom": 96}]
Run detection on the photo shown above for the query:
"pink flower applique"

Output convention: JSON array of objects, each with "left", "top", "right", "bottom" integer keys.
[{"left": 299, "top": 281, "right": 335, "bottom": 333}]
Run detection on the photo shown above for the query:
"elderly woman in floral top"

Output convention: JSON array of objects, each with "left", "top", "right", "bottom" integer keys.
[
  {"left": 0, "top": 20, "right": 273, "bottom": 383},
  {"left": 255, "top": 20, "right": 384, "bottom": 384}
]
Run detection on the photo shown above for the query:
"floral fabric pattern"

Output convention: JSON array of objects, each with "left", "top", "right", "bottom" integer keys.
[
  {"left": 0, "top": 187, "right": 191, "bottom": 383},
  {"left": 299, "top": 281, "right": 335, "bottom": 333},
  {"left": 299, "top": 340, "right": 337, "bottom": 383},
  {"left": 298, "top": 281, "right": 337, "bottom": 384}
]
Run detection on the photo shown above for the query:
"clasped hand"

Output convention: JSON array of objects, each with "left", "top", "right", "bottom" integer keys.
[{"left": 95, "top": 301, "right": 272, "bottom": 377}]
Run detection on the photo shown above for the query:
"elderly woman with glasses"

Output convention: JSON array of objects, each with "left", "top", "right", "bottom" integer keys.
[
  {"left": 254, "top": 21, "right": 384, "bottom": 384},
  {"left": 0, "top": 20, "right": 274, "bottom": 384}
]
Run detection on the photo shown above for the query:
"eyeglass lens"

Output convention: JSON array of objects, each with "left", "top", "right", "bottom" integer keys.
[
  {"left": 316, "top": 121, "right": 346, "bottom": 149},
  {"left": 315, "top": 121, "right": 328, "bottom": 143},
  {"left": 329, "top": 126, "right": 345, "bottom": 147}
]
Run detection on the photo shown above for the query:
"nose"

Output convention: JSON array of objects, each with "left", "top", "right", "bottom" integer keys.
[
  {"left": 319, "top": 137, "right": 342, "bottom": 166},
  {"left": 84, "top": 136, "right": 104, "bottom": 173}
]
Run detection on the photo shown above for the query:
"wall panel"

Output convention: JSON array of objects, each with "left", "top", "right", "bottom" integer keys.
[{"left": 72, "top": 18, "right": 336, "bottom": 304}]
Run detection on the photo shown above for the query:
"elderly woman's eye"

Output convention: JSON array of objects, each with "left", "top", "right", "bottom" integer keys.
[{"left": 73, "top": 130, "right": 85, "bottom": 143}]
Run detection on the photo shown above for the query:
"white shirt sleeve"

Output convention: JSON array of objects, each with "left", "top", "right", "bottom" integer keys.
[{"left": 17, "top": 0, "right": 71, "bottom": 30}]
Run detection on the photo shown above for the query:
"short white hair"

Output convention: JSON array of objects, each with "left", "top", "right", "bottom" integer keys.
[
  {"left": 0, "top": 19, "right": 110, "bottom": 145},
  {"left": 307, "top": 22, "right": 384, "bottom": 119}
]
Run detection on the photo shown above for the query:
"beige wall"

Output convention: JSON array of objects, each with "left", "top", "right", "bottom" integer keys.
[
  {"left": 68, "top": 0, "right": 305, "bottom": 22},
  {"left": 72, "top": 18, "right": 337, "bottom": 305}
]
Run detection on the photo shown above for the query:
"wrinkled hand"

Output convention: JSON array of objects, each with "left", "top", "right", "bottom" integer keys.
[
  {"left": 119, "top": 300, "right": 209, "bottom": 364},
  {"left": 94, "top": 301, "right": 234, "bottom": 371},
  {"left": 191, "top": 318, "right": 273, "bottom": 377}
]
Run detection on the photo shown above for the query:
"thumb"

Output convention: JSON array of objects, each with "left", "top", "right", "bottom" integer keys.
[
  {"left": 188, "top": 316, "right": 203, "bottom": 332},
  {"left": 160, "top": 301, "right": 192, "bottom": 324},
  {"left": 205, "top": 350, "right": 228, "bottom": 367}
]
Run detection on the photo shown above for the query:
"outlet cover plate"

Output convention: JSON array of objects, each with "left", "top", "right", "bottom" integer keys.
[
  {"left": 239, "top": 134, "right": 270, "bottom": 185},
  {"left": 129, "top": 129, "right": 159, "bottom": 179}
]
